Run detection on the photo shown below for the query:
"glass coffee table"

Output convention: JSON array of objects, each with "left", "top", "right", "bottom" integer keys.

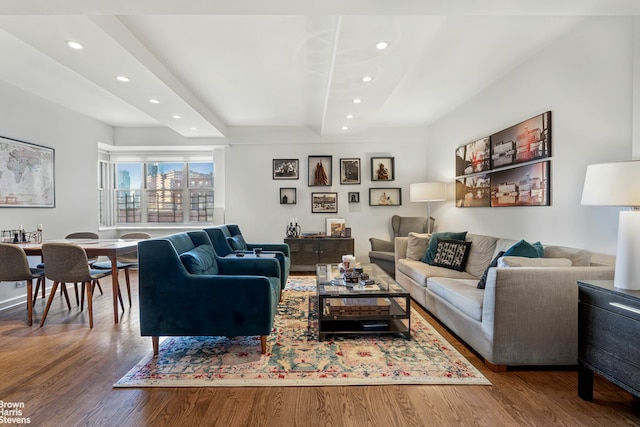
[{"left": 316, "top": 263, "right": 411, "bottom": 341}]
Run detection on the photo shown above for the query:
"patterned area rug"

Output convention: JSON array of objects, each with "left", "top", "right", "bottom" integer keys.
[{"left": 115, "top": 276, "right": 490, "bottom": 387}]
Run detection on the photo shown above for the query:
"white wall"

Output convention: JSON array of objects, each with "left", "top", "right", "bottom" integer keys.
[
  {"left": 427, "top": 17, "right": 634, "bottom": 263},
  {"left": 224, "top": 127, "right": 431, "bottom": 262}
]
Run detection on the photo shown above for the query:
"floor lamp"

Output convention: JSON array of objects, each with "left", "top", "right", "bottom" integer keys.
[
  {"left": 410, "top": 182, "right": 447, "bottom": 234},
  {"left": 581, "top": 160, "right": 640, "bottom": 290}
]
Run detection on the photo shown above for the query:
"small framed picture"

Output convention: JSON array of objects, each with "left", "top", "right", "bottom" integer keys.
[
  {"left": 308, "top": 155, "right": 332, "bottom": 186},
  {"left": 348, "top": 192, "right": 360, "bottom": 203},
  {"left": 311, "top": 192, "right": 338, "bottom": 213},
  {"left": 326, "top": 218, "right": 346, "bottom": 237},
  {"left": 340, "top": 158, "right": 361, "bottom": 184},
  {"left": 371, "top": 157, "right": 395, "bottom": 181},
  {"left": 273, "top": 159, "right": 299, "bottom": 180},
  {"left": 369, "top": 187, "right": 402, "bottom": 206},
  {"left": 280, "top": 188, "right": 296, "bottom": 204}
]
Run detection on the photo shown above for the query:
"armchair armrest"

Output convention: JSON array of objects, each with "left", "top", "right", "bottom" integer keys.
[
  {"left": 246, "top": 243, "right": 290, "bottom": 257},
  {"left": 369, "top": 237, "right": 393, "bottom": 253},
  {"left": 217, "top": 256, "right": 281, "bottom": 278}
]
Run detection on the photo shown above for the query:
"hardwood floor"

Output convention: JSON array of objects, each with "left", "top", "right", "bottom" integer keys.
[{"left": 1, "top": 272, "right": 639, "bottom": 427}]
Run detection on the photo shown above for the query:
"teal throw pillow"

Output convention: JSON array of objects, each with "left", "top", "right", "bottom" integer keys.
[
  {"left": 477, "top": 251, "right": 505, "bottom": 289},
  {"left": 503, "top": 240, "right": 544, "bottom": 258},
  {"left": 421, "top": 231, "right": 468, "bottom": 264},
  {"left": 227, "top": 236, "right": 247, "bottom": 251},
  {"left": 180, "top": 244, "right": 218, "bottom": 275}
]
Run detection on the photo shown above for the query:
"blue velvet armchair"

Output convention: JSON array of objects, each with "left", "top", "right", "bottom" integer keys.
[
  {"left": 203, "top": 225, "right": 290, "bottom": 290},
  {"left": 138, "top": 230, "right": 281, "bottom": 355}
]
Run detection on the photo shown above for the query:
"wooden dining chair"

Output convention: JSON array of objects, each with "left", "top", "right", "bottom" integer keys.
[
  {"left": 0, "top": 243, "right": 45, "bottom": 326},
  {"left": 92, "top": 232, "right": 151, "bottom": 307},
  {"left": 39, "top": 242, "right": 116, "bottom": 328}
]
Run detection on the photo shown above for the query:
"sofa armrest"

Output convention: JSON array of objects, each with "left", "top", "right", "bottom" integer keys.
[
  {"left": 370, "top": 237, "right": 393, "bottom": 252},
  {"left": 394, "top": 237, "right": 409, "bottom": 264},
  {"left": 481, "top": 266, "right": 615, "bottom": 365}
]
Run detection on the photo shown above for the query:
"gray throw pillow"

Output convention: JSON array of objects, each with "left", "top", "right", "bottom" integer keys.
[{"left": 406, "top": 232, "right": 430, "bottom": 261}]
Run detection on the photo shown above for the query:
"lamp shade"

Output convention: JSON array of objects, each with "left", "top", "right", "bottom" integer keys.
[
  {"left": 410, "top": 182, "right": 447, "bottom": 202},
  {"left": 581, "top": 161, "right": 640, "bottom": 206}
]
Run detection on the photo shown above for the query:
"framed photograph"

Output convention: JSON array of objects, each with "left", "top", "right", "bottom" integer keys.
[
  {"left": 455, "top": 137, "right": 490, "bottom": 177},
  {"left": 326, "top": 217, "right": 346, "bottom": 237},
  {"left": 490, "top": 111, "right": 551, "bottom": 169},
  {"left": 273, "top": 159, "right": 299, "bottom": 180},
  {"left": 455, "top": 174, "right": 491, "bottom": 208},
  {"left": 339, "top": 158, "right": 360, "bottom": 184},
  {"left": 279, "top": 188, "right": 296, "bottom": 204},
  {"left": 348, "top": 192, "right": 360, "bottom": 203},
  {"left": 0, "top": 135, "right": 55, "bottom": 207},
  {"left": 311, "top": 192, "right": 338, "bottom": 213},
  {"left": 371, "top": 157, "right": 395, "bottom": 181},
  {"left": 369, "top": 188, "right": 401, "bottom": 206},
  {"left": 308, "top": 155, "right": 332, "bottom": 186},
  {"left": 490, "top": 161, "right": 550, "bottom": 207}
]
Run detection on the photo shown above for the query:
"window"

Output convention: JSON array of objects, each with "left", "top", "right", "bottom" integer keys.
[{"left": 101, "top": 160, "right": 214, "bottom": 226}]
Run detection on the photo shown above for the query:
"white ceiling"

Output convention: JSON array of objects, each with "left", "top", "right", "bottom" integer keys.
[{"left": 0, "top": 1, "right": 638, "bottom": 139}]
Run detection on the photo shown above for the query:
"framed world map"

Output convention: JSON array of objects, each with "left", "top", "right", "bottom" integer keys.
[{"left": 0, "top": 135, "right": 55, "bottom": 207}]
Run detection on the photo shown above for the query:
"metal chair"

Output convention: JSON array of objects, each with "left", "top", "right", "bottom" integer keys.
[
  {"left": 92, "top": 232, "right": 151, "bottom": 306},
  {"left": 0, "top": 243, "right": 45, "bottom": 326},
  {"left": 39, "top": 242, "right": 116, "bottom": 328}
]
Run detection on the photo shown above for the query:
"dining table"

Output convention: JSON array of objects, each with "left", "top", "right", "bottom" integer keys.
[{"left": 19, "top": 238, "right": 141, "bottom": 324}]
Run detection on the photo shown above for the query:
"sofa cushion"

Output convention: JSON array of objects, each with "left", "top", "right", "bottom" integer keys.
[
  {"left": 503, "top": 239, "right": 543, "bottom": 258},
  {"left": 497, "top": 256, "right": 572, "bottom": 267},
  {"left": 421, "top": 231, "right": 467, "bottom": 264},
  {"left": 431, "top": 239, "right": 472, "bottom": 271},
  {"left": 406, "top": 232, "right": 430, "bottom": 261},
  {"left": 464, "top": 234, "right": 499, "bottom": 278},
  {"left": 426, "top": 277, "right": 484, "bottom": 321},
  {"left": 180, "top": 244, "right": 219, "bottom": 275},
  {"left": 544, "top": 246, "right": 592, "bottom": 266},
  {"left": 397, "top": 258, "right": 476, "bottom": 287},
  {"left": 477, "top": 250, "right": 505, "bottom": 289},
  {"left": 227, "top": 236, "right": 247, "bottom": 251}
]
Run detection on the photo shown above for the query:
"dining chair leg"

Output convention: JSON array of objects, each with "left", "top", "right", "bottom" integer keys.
[
  {"left": 85, "top": 280, "right": 94, "bottom": 328},
  {"left": 73, "top": 283, "right": 80, "bottom": 306},
  {"left": 95, "top": 280, "right": 104, "bottom": 295},
  {"left": 27, "top": 279, "right": 33, "bottom": 327},
  {"left": 116, "top": 281, "right": 125, "bottom": 312},
  {"left": 33, "top": 277, "right": 44, "bottom": 305},
  {"left": 59, "top": 283, "right": 72, "bottom": 310},
  {"left": 39, "top": 282, "right": 59, "bottom": 327},
  {"left": 124, "top": 268, "right": 132, "bottom": 307}
]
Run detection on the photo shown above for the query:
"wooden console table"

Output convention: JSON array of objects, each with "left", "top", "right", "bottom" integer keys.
[
  {"left": 284, "top": 237, "right": 354, "bottom": 272},
  {"left": 577, "top": 280, "right": 640, "bottom": 400}
]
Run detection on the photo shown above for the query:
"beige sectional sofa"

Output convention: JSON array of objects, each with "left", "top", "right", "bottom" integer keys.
[{"left": 394, "top": 233, "right": 615, "bottom": 370}]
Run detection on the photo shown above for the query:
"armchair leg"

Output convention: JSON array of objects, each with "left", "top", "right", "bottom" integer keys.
[
  {"left": 260, "top": 336, "right": 267, "bottom": 354},
  {"left": 152, "top": 336, "right": 159, "bottom": 356}
]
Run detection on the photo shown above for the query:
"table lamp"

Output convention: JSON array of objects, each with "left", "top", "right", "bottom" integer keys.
[
  {"left": 410, "top": 182, "right": 447, "bottom": 233},
  {"left": 581, "top": 160, "right": 640, "bottom": 290}
]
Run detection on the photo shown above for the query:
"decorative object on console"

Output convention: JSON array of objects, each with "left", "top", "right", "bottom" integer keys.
[
  {"left": 279, "top": 188, "right": 296, "bottom": 204},
  {"left": 273, "top": 159, "right": 299, "bottom": 180},
  {"left": 308, "top": 155, "right": 332, "bottom": 186},
  {"left": 410, "top": 182, "right": 447, "bottom": 233},
  {"left": 369, "top": 187, "right": 401, "bottom": 206},
  {"left": 371, "top": 157, "right": 394, "bottom": 181},
  {"left": 326, "top": 218, "right": 346, "bottom": 237},
  {"left": 285, "top": 219, "right": 301, "bottom": 238},
  {"left": 311, "top": 192, "right": 337, "bottom": 213},
  {"left": 340, "top": 158, "right": 360, "bottom": 184},
  {"left": 581, "top": 160, "right": 640, "bottom": 290}
]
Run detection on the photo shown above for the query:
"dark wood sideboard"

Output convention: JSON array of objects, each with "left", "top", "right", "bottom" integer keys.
[
  {"left": 285, "top": 237, "right": 354, "bottom": 272},
  {"left": 577, "top": 280, "right": 640, "bottom": 401}
]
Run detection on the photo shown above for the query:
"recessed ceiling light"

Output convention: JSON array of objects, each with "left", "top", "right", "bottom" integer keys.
[
  {"left": 172, "top": 114, "right": 182, "bottom": 119},
  {"left": 149, "top": 98, "right": 160, "bottom": 104},
  {"left": 376, "top": 41, "right": 388, "bottom": 50},
  {"left": 342, "top": 126, "right": 349, "bottom": 131},
  {"left": 346, "top": 114, "right": 354, "bottom": 119},
  {"left": 66, "top": 40, "right": 85, "bottom": 50},
  {"left": 353, "top": 98, "right": 362, "bottom": 104},
  {"left": 116, "top": 75, "right": 130, "bottom": 83},
  {"left": 362, "top": 76, "right": 373, "bottom": 82}
]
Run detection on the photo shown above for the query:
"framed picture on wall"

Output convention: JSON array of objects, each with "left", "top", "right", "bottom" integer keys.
[
  {"left": 371, "top": 157, "right": 394, "bottom": 181},
  {"left": 339, "top": 158, "right": 361, "bottom": 184},
  {"left": 348, "top": 192, "right": 360, "bottom": 203},
  {"left": 311, "top": 192, "right": 338, "bottom": 213},
  {"left": 273, "top": 159, "right": 299, "bottom": 180},
  {"left": 279, "top": 188, "right": 296, "bottom": 204},
  {"left": 455, "top": 137, "right": 490, "bottom": 177},
  {"left": 490, "top": 161, "right": 550, "bottom": 207},
  {"left": 308, "top": 155, "right": 332, "bottom": 186},
  {"left": 369, "top": 188, "right": 401, "bottom": 206},
  {"left": 455, "top": 174, "right": 491, "bottom": 208},
  {"left": 490, "top": 111, "right": 551, "bottom": 169}
]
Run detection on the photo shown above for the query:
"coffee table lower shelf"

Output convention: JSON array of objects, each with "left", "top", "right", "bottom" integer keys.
[{"left": 318, "top": 318, "right": 410, "bottom": 341}]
